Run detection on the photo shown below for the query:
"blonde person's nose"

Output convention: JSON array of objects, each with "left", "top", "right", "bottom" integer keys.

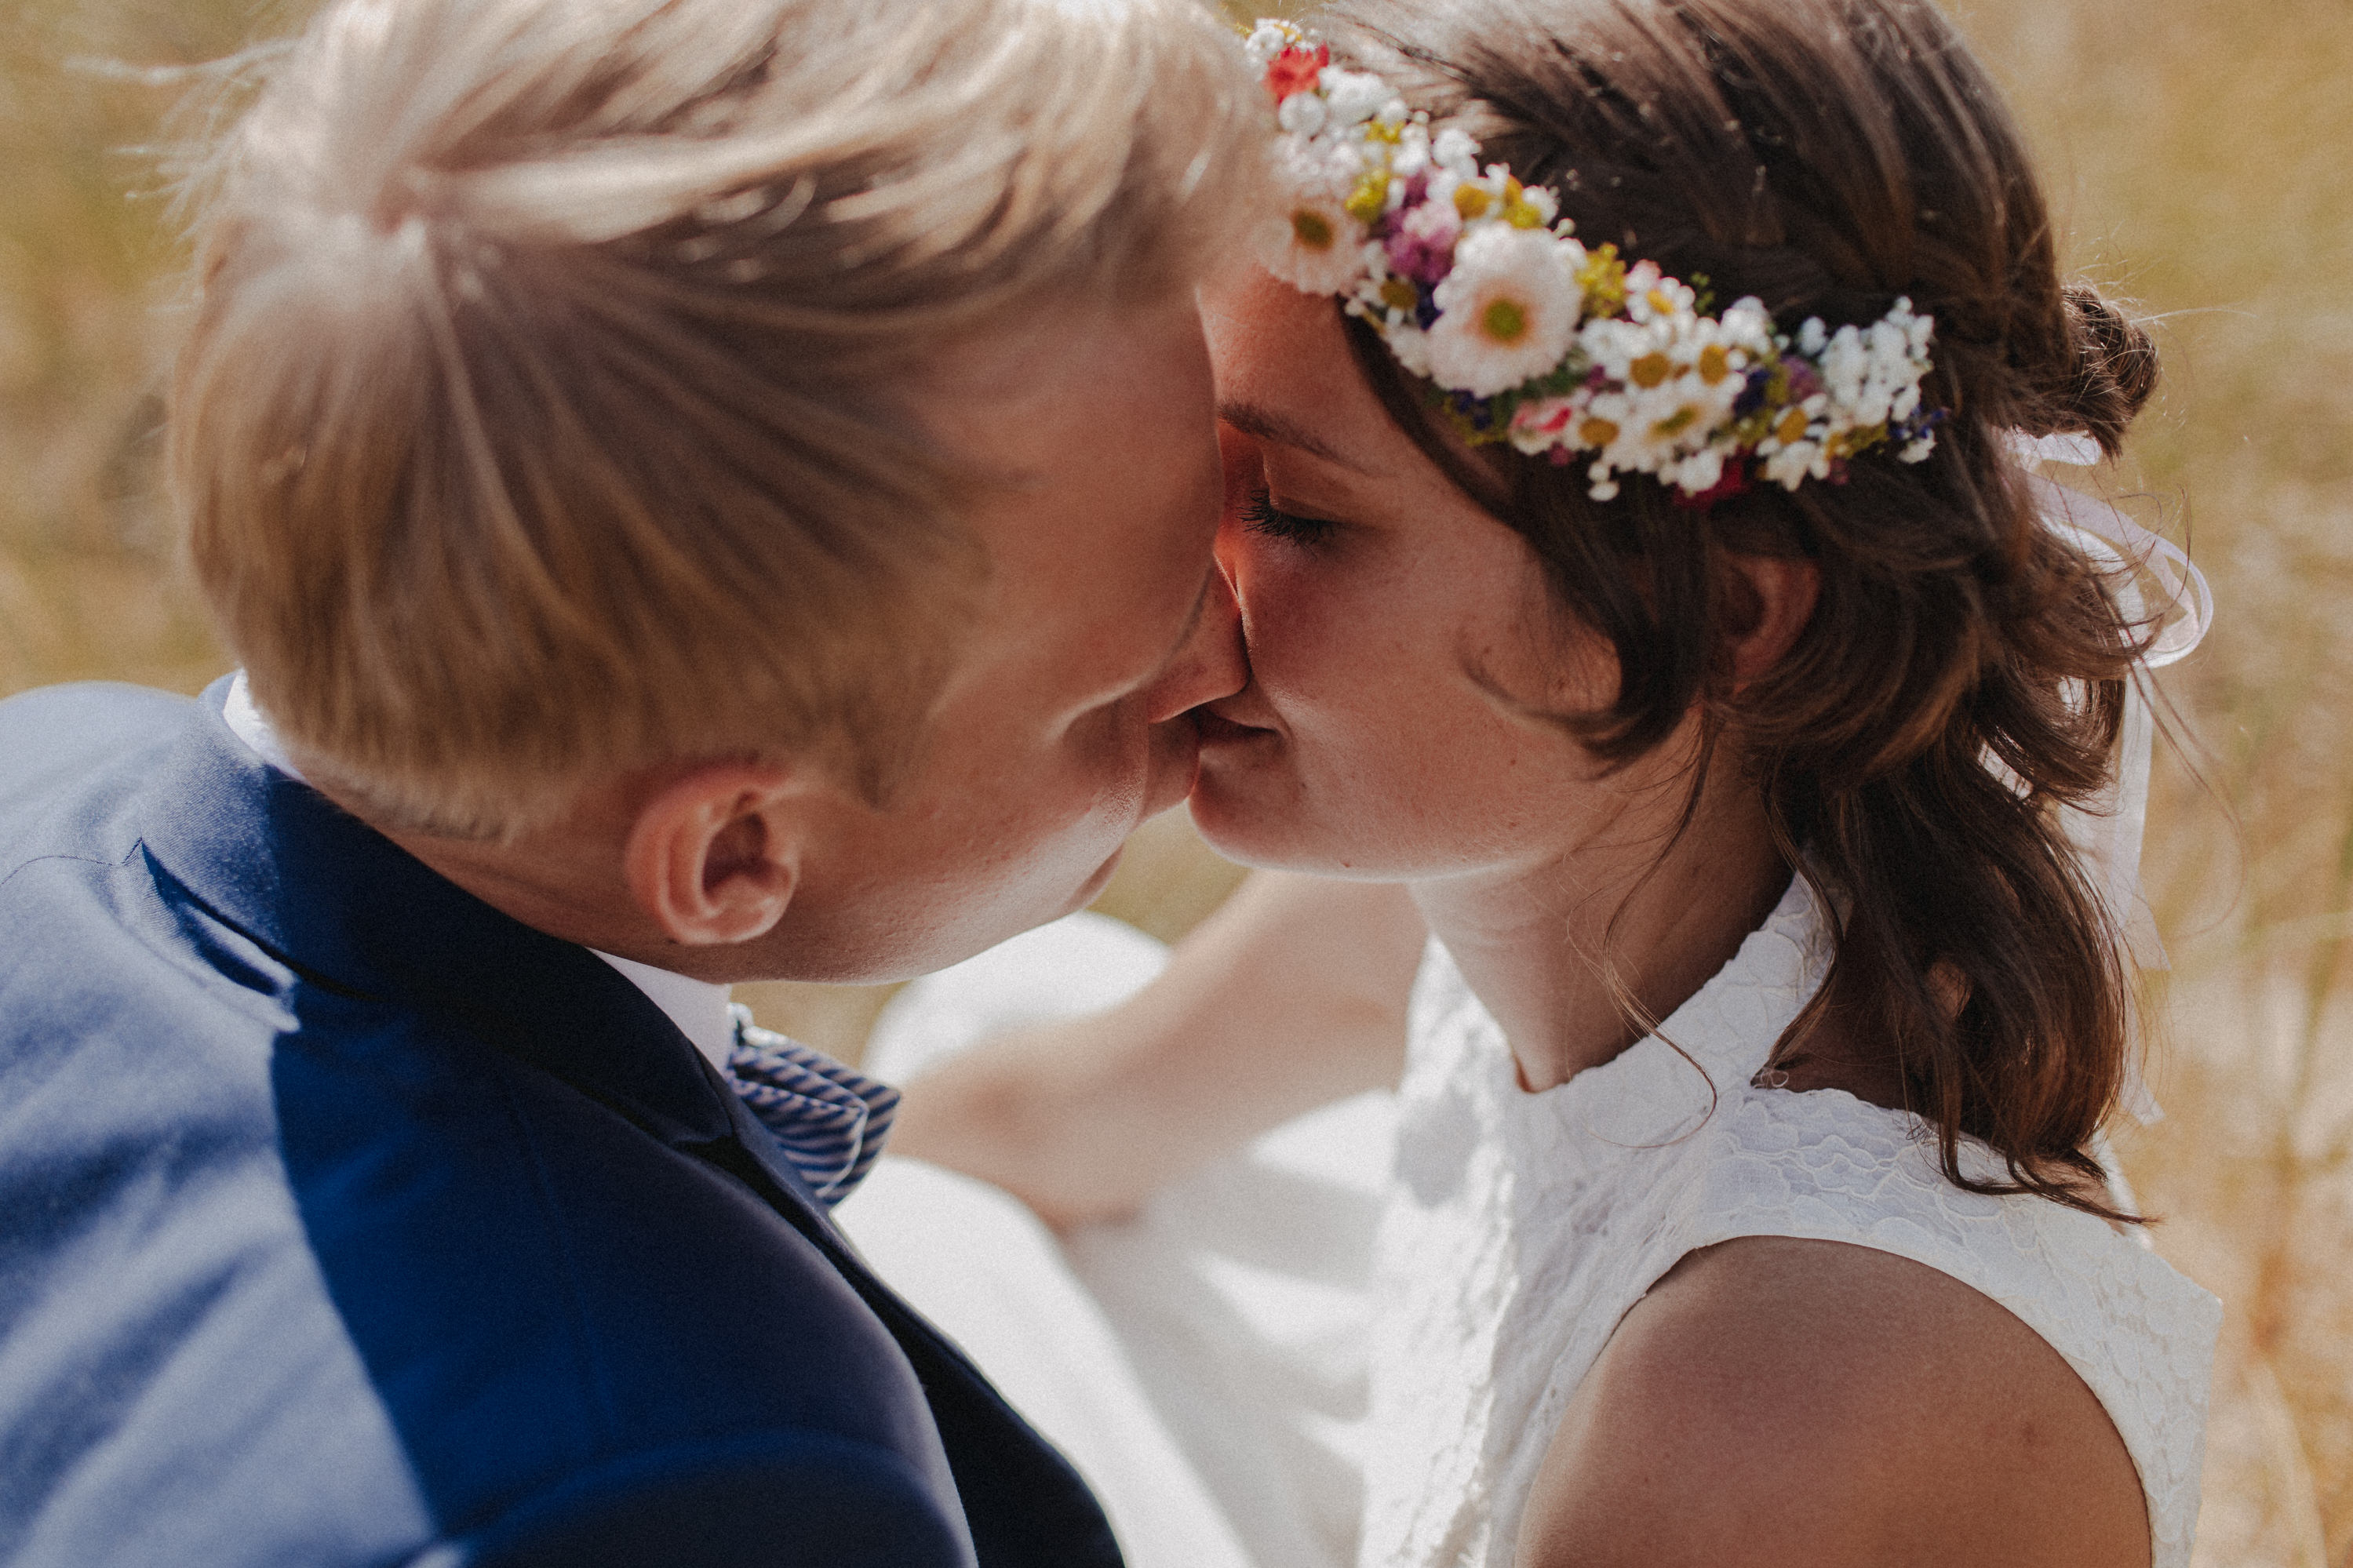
[{"left": 1145, "top": 566, "right": 1247, "bottom": 724}]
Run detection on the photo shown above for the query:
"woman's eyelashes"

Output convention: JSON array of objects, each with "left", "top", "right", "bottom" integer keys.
[{"left": 1239, "top": 488, "right": 1340, "bottom": 546}]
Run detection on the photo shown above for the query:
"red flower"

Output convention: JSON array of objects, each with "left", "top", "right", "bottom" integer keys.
[
  {"left": 1671, "top": 460, "right": 1754, "bottom": 511},
  {"left": 1265, "top": 44, "right": 1331, "bottom": 103}
]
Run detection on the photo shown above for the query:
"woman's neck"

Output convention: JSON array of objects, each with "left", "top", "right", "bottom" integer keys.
[{"left": 1409, "top": 769, "right": 1793, "bottom": 1093}]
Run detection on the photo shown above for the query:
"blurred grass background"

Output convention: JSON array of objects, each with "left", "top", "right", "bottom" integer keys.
[{"left": 2, "top": 0, "right": 2346, "bottom": 1559}]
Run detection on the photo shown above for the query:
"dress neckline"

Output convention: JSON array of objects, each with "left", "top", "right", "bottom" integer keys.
[{"left": 1427, "top": 871, "right": 1834, "bottom": 1146}]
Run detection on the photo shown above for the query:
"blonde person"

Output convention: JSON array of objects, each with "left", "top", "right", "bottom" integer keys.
[
  {"left": 877, "top": 2, "right": 2222, "bottom": 1566},
  {"left": 0, "top": 0, "right": 1266, "bottom": 1563}
]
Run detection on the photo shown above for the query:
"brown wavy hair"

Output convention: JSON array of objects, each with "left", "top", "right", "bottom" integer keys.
[{"left": 1318, "top": 0, "right": 2162, "bottom": 1216}]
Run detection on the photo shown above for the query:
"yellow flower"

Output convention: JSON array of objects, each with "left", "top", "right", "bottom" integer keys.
[{"left": 1576, "top": 244, "right": 1627, "bottom": 316}]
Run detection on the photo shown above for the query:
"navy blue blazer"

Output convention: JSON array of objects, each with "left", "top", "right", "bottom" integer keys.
[{"left": 0, "top": 681, "right": 1124, "bottom": 1568}]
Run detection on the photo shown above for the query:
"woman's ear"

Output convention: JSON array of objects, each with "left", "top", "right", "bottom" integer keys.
[
  {"left": 621, "top": 763, "right": 811, "bottom": 946},
  {"left": 1719, "top": 552, "right": 1821, "bottom": 692}
]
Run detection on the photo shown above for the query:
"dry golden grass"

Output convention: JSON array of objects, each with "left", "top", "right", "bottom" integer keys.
[
  {"left": 1938, "top": 1, "right": 2353, "bottom": 1558},
  {"left": 3, "top": 0, "right": 2346, "bottom": 1558}
]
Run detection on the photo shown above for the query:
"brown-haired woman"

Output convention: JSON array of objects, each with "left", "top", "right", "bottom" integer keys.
[{"left": 880, "top": 1, "right": 2220, "bottom": 1563}]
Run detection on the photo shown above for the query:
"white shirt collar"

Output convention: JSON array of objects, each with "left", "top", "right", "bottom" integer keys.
[
  {"left": 223, "top": 669, "right": 301, "bottom": 776},
  {"left": 220, "top": 670, "right": 738, "bottom": 1075},
  {"left": 583, "top": 950, "right": 738, "bottom": 1075}
]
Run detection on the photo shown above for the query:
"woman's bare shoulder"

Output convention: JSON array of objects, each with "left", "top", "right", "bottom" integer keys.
[{"left": 1513, "top": 1235, "right": 2149, "bottom": 1568}]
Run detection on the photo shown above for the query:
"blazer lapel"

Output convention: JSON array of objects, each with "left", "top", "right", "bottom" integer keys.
[
  {"left": 137, "top": 680, "right": 738, "bottom": 1151},
  {"left": 140, "top": 682, "right": 1121, "bottom": 1563}
]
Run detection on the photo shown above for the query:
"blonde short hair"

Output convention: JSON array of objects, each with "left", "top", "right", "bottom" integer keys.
[{"left": 171, "top": 0, "right": 1264, "bottom": 837}]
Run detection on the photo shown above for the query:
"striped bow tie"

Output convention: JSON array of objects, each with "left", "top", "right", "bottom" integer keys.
[{"left": 723, "top": 1005, "right": 901, "bottom": 1208}]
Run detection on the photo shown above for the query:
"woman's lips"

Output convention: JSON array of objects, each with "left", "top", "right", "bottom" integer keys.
[{"left": 1194, "top": 708, "right": 1275, "bottom": 747}]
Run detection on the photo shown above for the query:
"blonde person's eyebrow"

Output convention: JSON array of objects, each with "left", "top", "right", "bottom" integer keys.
[{"left": 1217, "top": 400, "right": 1368, "bottom": 474}]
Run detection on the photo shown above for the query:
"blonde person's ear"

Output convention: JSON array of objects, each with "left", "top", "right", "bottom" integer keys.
[
  {"left": 1719, "top": 553, "right": 1822, "bottom": 693},
  {"left": 622, "top": 764, "right": 810, "bottom": 947}
]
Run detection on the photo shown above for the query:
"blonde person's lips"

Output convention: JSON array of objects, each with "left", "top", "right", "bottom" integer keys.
[{"left": 1141, "top": 715, "right": 1206, "bottom": 820}]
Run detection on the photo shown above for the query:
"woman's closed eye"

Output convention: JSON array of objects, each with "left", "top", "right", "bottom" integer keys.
[{"left": 1240, "top": 488, "right": 1341, "bottom": 547}]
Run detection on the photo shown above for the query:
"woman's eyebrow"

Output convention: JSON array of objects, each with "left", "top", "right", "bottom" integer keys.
[{"left": 1217, "top": 400, "right": 1368, "bottom": 474}]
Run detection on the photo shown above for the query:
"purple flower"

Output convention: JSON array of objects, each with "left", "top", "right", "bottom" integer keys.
[
  {"left": 1733, "top": 366, "right": 1773, "bottom": 417},
  {"left": 1386, "top": 198, "right": 1462, "bottom": 288}
]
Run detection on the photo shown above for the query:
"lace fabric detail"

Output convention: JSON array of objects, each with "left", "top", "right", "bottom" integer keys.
[{"left": 1358, "top": 877, "right": 2220, "bottom": 1568}]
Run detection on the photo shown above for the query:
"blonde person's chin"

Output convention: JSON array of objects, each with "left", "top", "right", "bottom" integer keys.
[{"left": 1065, "top": 844, "right": 1127, "bottom": 914}]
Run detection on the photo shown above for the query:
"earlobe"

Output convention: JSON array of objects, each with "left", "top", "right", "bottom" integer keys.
[{"left": 622, "top": 764, "right": 806, "bottom": 947}]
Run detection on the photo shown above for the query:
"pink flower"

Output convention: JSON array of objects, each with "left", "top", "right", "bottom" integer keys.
[
  {"left": 1385, "top": 199, "right": 1460, "bottom": 286},
  {"left": 1510, "top": 397, "right": 1578, "bottom": 440}
]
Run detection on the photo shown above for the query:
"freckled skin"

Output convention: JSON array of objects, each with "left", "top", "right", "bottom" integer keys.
[
  {"left": 1193, "top": 275, "right": 1634, "bottom": 885},
  {"left": 1190, "top": 268, "right": 2155, "bottom": 1568}
]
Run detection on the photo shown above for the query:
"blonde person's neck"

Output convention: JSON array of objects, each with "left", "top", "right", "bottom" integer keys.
[{"left": 222, "top": 671, "right": 734, "bottom": 1072}]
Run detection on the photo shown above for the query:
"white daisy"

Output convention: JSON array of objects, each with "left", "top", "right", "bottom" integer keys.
[
  {"left": 1257, "top": 197, "right": 1371, "bottom": 296},
  {"left": 1383, "top": 318, "right": 1435, "bottom": 379},
  {"left": 1662, "top": 447, "right": 1727, "bottom": 495},
  {"left": 1761, "top": 438, "right": 1830, "bottom": 490},
  {"left": 1715, "top": 297, "right": 1779, "bottom": 359},
  {"left": 1424, "top": 224, "right": 1584, "bottom": 397}
]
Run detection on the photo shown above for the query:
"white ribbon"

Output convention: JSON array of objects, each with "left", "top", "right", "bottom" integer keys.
[{"left": 2006, "top": 433, "right": 2213, "bottom": 1125}]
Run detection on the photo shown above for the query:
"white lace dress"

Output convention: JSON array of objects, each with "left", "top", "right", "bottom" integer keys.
[{"left": 1359, "top": 875, "right": 2222, "bottom": 1568}]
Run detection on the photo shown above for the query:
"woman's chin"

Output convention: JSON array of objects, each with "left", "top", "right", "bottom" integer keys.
[
  {"left": 1187, "top": 769, "right": 1344, "bottom": 874},
  {"left": 1184, "top": 771, "right": 1289, "bottom": 870},
  {"left": 1189, "top": 724, "right": 1405, "bottom": 875}
]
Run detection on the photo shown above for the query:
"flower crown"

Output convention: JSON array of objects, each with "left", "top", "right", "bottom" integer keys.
[{"left": 1244, "top": 20, "right": 1943, "bottom": 505}]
